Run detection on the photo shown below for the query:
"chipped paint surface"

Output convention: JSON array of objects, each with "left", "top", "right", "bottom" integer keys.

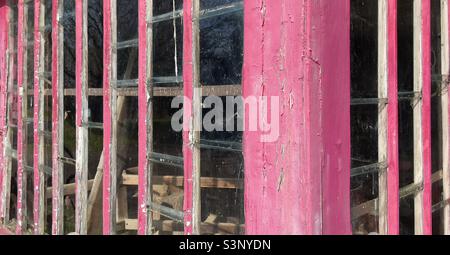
[
  {"left": 182, "top": 0, "right": 194, "bottom": 235},
  {"left": 137, "top": 0, "right": 152, "bottom": 235},
  {"left": 103, "top": 0, "right": 113, "bottom": 235},
  {"left": 51, "top": 0, "right": 64, "bottom": 235},
  {"left": 32, "top": 0, "right": 44, "bottom": 235},
  {"left": 386, "top": 0, "right": 400, "bottom": 235},
  {"left": 419, "top": 0, "right": 432, "bottom": 235},
  {"left": 243, "top": 0, "right": 351, "bottom": 234},
  {"left": 0, "top": 0, "right": 8, "bottom": 223},
  {"left": 15, "top": 0, "right": 26, "bottom": 235}
]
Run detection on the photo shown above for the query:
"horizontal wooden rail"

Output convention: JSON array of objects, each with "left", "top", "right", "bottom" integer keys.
[
  {"left": 123, "top": 219, "right": 244, "bottom": 234},
  {"left": 45, "top": 180, "right": 94, "bottom": 198},
  {"left": 122, "top": 173, "right": 243, "bottom": 189},
  {"left": 39, "top": 85, "right": 242, "bottom": 97}
]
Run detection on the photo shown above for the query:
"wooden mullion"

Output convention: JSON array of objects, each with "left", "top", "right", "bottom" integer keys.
[
  {"left": 413, "top": 0, "right": 432, "bottom": 235},
  {"left": 75, "top": 0, "right": 88, "bottom": 235},
  {"left": 191, "top": 0, "right": 201, "bottom": 236},
  {"left": 103, "top": 0, "right": 118, "bottom": 235},
  {"left": 32, "top": 0, "right": 46, "bottom": 235},
  {"left": 137, "top": 0, "right": 153, "bottom": 235},
  {"left": 182, "top": 0, "right": 201, "bottom": 235},
  {"left": 16, "top": 0, "right": 30, "bottom": 234},
  {"left": 378, "top": 0, "right": 389, "bottom": 235},
  {"left": 51, "top": 0, "right": 64, "bottom": 235},
  {"left": 0, "top": 0, "right": 16, "bottom": 225},
  {"left": 378, "top": 0, "right": 399, "bottom": 235}
]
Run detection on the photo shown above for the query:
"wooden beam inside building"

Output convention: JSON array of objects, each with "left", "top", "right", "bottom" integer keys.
[{"left": 122, "top": 173, "right": 244, "bottom": 189}]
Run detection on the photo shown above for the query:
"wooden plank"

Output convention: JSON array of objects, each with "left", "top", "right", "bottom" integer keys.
[
  {"left": 0, "top": 0, "right": 15, "bottom": 225},
  {"left": 378, "top": 0, "right": 399, "bottom": 235},
  {"left": 123, "top": 173, "right": 243, "bottom": 189},
  {"left": 386, "top": 0, "right": 400, "bottom": 235},
  {"left": 137, "top": 0, "right": 153, "bottom": 235},
  {"left": 86, "top": 154, "right": 102, "bottom": 233},
  {"left": 16, "top": 0, "right": 29, "bottom": 234},
  {"left": 32, "top": 0, "right": 45, "bottom": 235},
  {"left": 413, "top": 0, "right": 432, "bottom": 235},
  {"left": 102, "top": 0, "right": 118, "bottom": 235},
  {"left": 45, "top": 180, "right": 94, "bottom": 198},
  {"left": 182, "top": 0, "right": 201, "bottom": 235},
  {"left": 0, "top": 0, "right": 9, "bottom": 226},
  {"left": 41, "top": 85, "right": 242, "bottom": 97},
  {"left": 75, "top": 0, "right": 88, "bottom": 235},
  {"left": 441, "top": 0, "right": 450, "bottom": 235},
  {"left": 377, "top": 0, "right": 389, "bottom": 235},
  {"left": 125, "top": 219, "right": 244, "bottom": 234},
  {"left": 51, "top": 0, "right": 64, "bottom": 235}
]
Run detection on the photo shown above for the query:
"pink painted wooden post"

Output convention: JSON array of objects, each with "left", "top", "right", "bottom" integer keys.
[
  {"left": 103, "top": 0, "right": 112, "bottom": 235},
  {"left": 420, "top": 0, "right": 432, "bottom": 235},
  {"left": 137, "top": 0, "right": 152, "bottom": 235},
  {"left": 386, "top": 0, "right": 400, "bottom": 235},
  {"left": 15, "top": 0, "right": 25, "bottom": 234},
  {"left": 32, "top": 0, "right": 44, "bottom": 234},
  {"left": 51, "top": 0, "right": 63, "bottom": 235},
  {"left": 103, "top": 0, "right": 117, "bottom": 235},
  {"left": 182, "top": 0, "right": 194, "bottom": 235},
  {"left": 0, "top": 0, "right": 8, "bottom": 223},
  {"left": 243, "top": 0, "right": 351, "bottom": 234},
  {"left": 1, "top": 0, "right": 16, "bottom": 224}
]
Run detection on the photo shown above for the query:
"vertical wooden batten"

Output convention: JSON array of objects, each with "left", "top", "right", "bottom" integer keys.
[
  {"left": 75, "top": 0, "right": 88, "bottom": 235},
  {"left": 378, "top": 0, "right": 400, "bottom": 235},
  {"left": 103, "top": 0, "right": 117, "bottom": 235},
  {"left": 182, "top": 0, "right": 201, "bottom": 235},
  {"left": 51, "top": 0, "right": 64, "bottom": 235},
  {"left": 413, "top": 0, "right": 432, "bottom": 235},
  {"left": 0, "top": 0, "right": 11, "bottom": 225},
  {"left": 137, "top": 0, "right": 153, "bottom": 235},
  {"left": 16, "top": 0, "right": 29, "bottom": 234},
  {"left": 32, "top": 0, "right": 45, "bottom": 235}
]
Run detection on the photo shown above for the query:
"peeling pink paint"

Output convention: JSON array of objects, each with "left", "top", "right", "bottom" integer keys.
[
  {"left": 421, "top": 0, "right": 432, "bottom": 235},
  {"left": 102, "top": 0, "right": 113, "bottom": 235},
  {"left": 182, "top": 0, "right": 194, "bottom": 235},
  {"left": 0, "top": 0, "right": 8, "bottom": 220},
  {"left": 243, "top": 0, "right": 351, "bottom": 234},
  {"left": 387, "top": 0, "right": 399, "bottom": 235},
  {"left": 51, "top": 0, "right": 63, "bottom": 235},
  {"left": 15, "top": 0, "right": 25, "bottom": 235},
  {"left": 32, "top": 0, "right": 42, "bottom": 234},
  {"left": 137, "top": 0, "right": 149, "bottom": 235}
]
